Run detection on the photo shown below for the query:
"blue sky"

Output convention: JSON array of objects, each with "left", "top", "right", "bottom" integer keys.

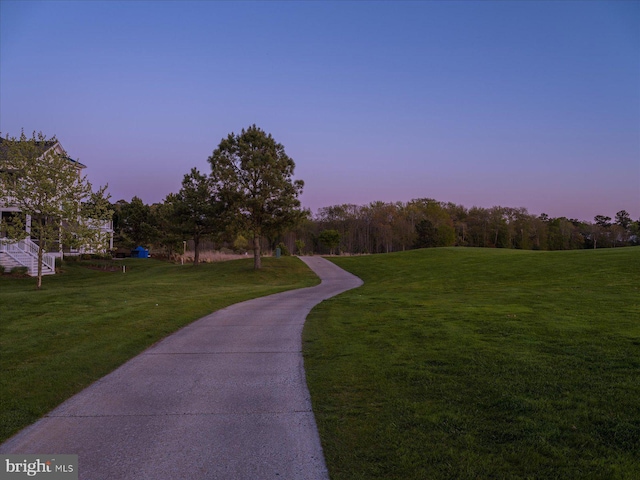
[{"left": 1, "top": 0, "right": 638, "bottom": 221}]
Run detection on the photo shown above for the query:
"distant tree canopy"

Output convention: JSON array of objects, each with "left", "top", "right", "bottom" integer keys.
[
  {"left": 208, "top": 125, "right": 304, "bottom": 269},
  {"left": 308, "top": 200, "right": 639, "bottom": 255},
  {"left": 112, "top": 192, "right": 638, "bottom": 260}
]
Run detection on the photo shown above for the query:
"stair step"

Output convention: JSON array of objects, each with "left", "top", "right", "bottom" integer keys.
[{"left": 0, "top": 251, "right": 55, "bottom": 276}]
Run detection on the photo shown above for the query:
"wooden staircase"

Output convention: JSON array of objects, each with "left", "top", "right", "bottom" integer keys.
[{"left": 0, "top": 238, "right": 56, "bottom": 276}]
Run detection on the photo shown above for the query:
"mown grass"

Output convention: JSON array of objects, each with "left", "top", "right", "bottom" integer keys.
[
  {"left": 303, "top": 247, "right": 640, "bottom": 479},
  {"left": 0, "top": 257, "right": 319, "bottom": 442}
]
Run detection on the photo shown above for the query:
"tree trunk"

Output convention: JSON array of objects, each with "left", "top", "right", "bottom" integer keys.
[
  {"left": 37, "top": 244, "right": 43, "bottom": 290},
  {"left": 193, "top": 236, "right": 200, "bottom": 266},
  {"left": 253, "top": 234, "right": 261, "bottom": 269}
]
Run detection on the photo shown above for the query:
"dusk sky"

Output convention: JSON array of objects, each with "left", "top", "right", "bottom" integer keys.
[{"left": 1, "top": 0, "right": 638, "bottom": 221}]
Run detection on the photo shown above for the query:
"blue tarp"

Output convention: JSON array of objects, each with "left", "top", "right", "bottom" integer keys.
[{"left": 131, "top": 246, "right": 149, "bottom": 259}]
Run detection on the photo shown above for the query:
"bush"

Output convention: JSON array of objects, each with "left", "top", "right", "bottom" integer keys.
[
  {"left": 0, "top": 265, "right": 5, "bottom": 275},
  {"left": 10, "top": 266, "right": 29, "bottom": 276},
  {"left": 65, "top": 253, "right": 111, "bottom": 263},
  {"left": 277, "top": 242, "right": 290, "bottom": 256},
  {"left": 233, "top": 235, "right": 249, "bottom": 253}
]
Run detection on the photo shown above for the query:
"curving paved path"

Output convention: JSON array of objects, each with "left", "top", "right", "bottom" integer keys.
[{"left": 1, "top": 256, "right": 362, "bottom": 479}]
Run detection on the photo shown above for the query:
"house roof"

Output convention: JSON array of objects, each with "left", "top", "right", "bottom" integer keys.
[
  {"left": 0, "top": 137, "right": 87, "bottom": 169},
  {"left": 62, "top": 155, "right": 87, "bottom": 169}
]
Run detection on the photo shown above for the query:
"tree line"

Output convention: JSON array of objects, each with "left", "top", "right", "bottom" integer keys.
[
  {"left": 302, "top": 201, "right": 639, "bottom": 254},
  {"left": 109, "top": 122, "right": 639, "bottom": 259},
  {"left": 114, "top": 194, "right": 639, "bottom": 260},
  {"left": 112, "top": 122, "right": 639, "bottom": 260}
]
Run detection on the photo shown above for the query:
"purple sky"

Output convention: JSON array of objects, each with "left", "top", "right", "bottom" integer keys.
[{"left": 1, "top": 1, "right": 638, "bottom": 221}]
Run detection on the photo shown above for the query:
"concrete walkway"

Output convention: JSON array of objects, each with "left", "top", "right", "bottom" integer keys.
[{"left": 1, "top": 256, "right": 362, "bottom": 479}]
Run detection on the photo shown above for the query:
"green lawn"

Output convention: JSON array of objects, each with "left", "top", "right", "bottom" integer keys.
[
  {"left": 303, "top": 247, "right": 640, "bottom": 479},
  {"left": 0, "top": 257, "right": 319, "bottom": 442}
]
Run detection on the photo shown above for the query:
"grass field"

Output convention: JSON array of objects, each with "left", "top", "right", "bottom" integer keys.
[
  {"left": 303, "top": 247, "right": 640, "bottom": 479},
  {"left": 0, "top": 257, "right": 319, "bottom": 442}
]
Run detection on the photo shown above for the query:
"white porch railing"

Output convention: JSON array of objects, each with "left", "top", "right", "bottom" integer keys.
[{"left": 0, "top": 237, "right": 56, "bottom": 276}]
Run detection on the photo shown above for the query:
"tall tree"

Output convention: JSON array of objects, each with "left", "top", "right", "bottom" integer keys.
[
  {"left": 615, "top": 210, "right": 631, "bottom": 231},
  {"left": 443, "top": 202, "right": 469, "bottom": 246},
  {"left": 208, "top": 125, "right": 304, "bottom": 269},
  {"left": 594, "top": 215, "right": 612, "bottom": 228},
  {"left": 630, "top": 217, "right": 640, "bottom": 245},
  {"left": 152, "top": 199, "right": 183, "bottom": 258},
  {"left": 318, "top": 229, "right": 341, "bottom": 255},
  {"left": 167, "top": 168, "right": 224, "bottom": 265},
  {"left": 116, "top": 196, "right": 157, "bottom": 248},
  {"left": 369, "top": 201, "right": 395, "bottom": 253},
  {"left": 593, "top": 215, "right": 613, "bottom": 248},
  {"left": 0, "top": 131, "right": 111, "bottom": 289}
]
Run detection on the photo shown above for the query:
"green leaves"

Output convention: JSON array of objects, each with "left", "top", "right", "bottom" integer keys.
[
  {"left": 114, "top": 196, "right": 157, "bottom": 248},
  {"left": 208, "top": 125, "right": 304, "bottom": 269},
  {"left": 319, "top": 229, "right": 341, "bottom": 254},
  {"left": 166, "top": 168, "right": 225, "bottom": 265},
  {"left": 0, "top": 131, "right": 111, "bottom": 287}
]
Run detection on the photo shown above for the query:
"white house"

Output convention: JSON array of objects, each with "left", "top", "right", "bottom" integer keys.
[{"left": 0, "top": 138, "right": 114, "bottom": 276}]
